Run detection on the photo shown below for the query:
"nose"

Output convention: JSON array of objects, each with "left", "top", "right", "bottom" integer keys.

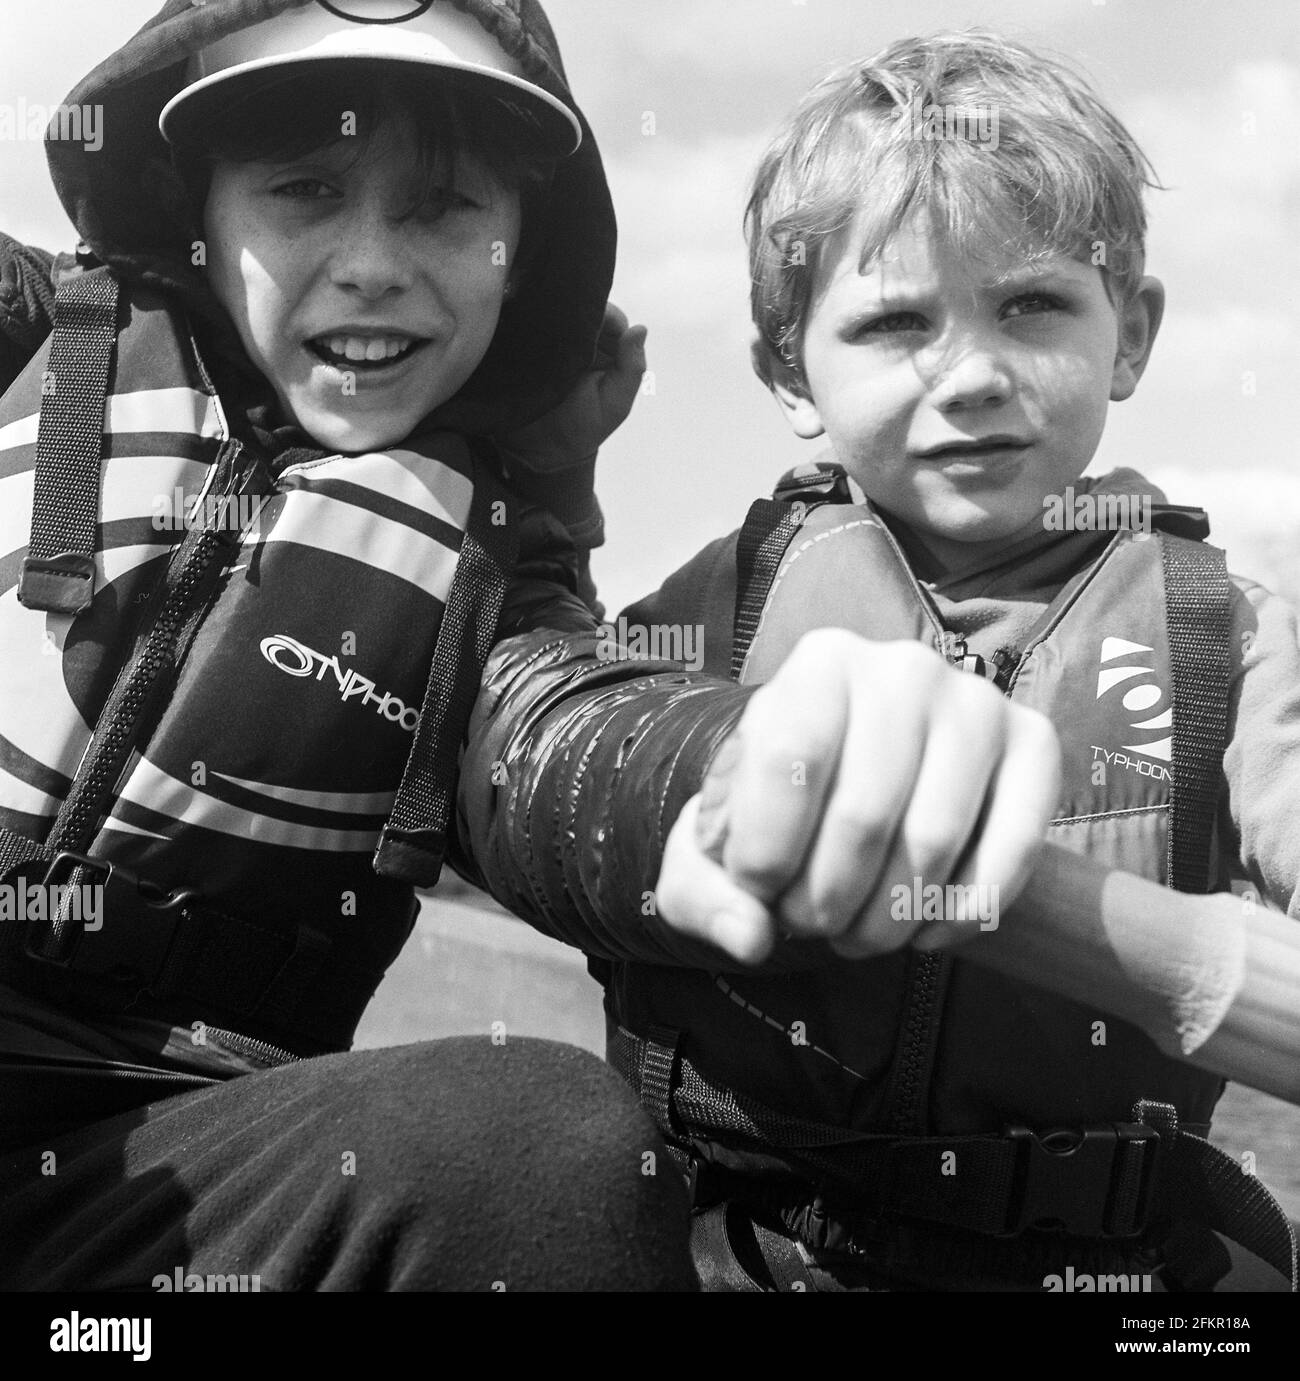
[
  {"left": 328, "top": 199, "right": 418, "bottom": 300},
  {"left": 925, "top": 332, "right": 1014, "bottom": 413}
]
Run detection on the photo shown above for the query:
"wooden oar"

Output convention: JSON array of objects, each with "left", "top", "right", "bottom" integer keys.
[{"left": 965, "top": 843, "right": 1300, "bottom": 1106}]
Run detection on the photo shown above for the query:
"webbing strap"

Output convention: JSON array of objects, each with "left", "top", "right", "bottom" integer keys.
[
  {"left": 1163, "top": 1133, "right": 1298, "bottom": 1290},
  {"left": 17, "top": 269, "right": 119, "bottom": 615},
  {"left": 611, "top": 1025, "right": 1296, "bottom": 1284},
  {"left": 639, "top": 1026, "right": 682, "bottom": 1135},
  {"left": 732, "top": 499, "right": 805, "bottom": 681},
  {"left": 731, "top": 464, "right": 853, "bottom": 681},
  {"left": 0, "top": 826, "right": 48, "bottom": 886},
  {"left": 373, "top": 457, "right": 521, "bottom": 885},
  {"left": 1161, "top": 536, "right": 1233, "bottom": 894}
]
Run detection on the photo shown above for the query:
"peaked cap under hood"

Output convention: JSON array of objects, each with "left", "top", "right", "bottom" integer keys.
[{"left": 46, "top": 0, "right": 616, "bottom": 437}]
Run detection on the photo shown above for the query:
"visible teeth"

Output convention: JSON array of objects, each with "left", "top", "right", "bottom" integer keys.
[{"left": 317, "top": 335, "right": 416, "bottom": 365}]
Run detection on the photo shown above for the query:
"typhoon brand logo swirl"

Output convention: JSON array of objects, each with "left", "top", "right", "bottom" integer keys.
[
  {"left": 1089, "top": 636, "right": 1172, "bottom": 781},
  {"left": 260, "top": 634, "right": 420, "bottom": 732}
]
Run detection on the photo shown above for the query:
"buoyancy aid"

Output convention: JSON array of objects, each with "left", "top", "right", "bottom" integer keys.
[
  {"left": 606, "top": 465, "right": 1299, "bottom": 1270},
  {"left": 0, "top": 271, "right": 514, "bottom": 1056}
]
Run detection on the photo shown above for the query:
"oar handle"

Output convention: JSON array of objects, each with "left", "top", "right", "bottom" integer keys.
[{"left": 966, "top": 843, "right": 1300, "bottom": 1105}]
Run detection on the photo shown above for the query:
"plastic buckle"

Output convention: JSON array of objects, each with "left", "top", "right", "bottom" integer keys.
[
  {"left": 23, "top": 849, "right": 198, "bottom": 984},
  {"left": 17, "top": 553, "right": 96, "bottom": 615},
  {"left": 773, "top": 463, "right": 853, "bottom": 505},
  {"left": 1000, "top": 1123, "right": 1159, "bottom": 1238}
]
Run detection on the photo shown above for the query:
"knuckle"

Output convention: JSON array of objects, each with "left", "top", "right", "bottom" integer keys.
[
  {"left": 889, "top": 639, "right": 946, "bottom": 679},
  {"left": 829, "top": 800, "right": 895, "bottom": 853},
  {"left": 750, "top": 729, "right": 832, "bottom": 785},
  {"left": 724, "top": 840, "right": 795, "bottom": 897},
  {"left": 794, "top": 626, "right": 849, "bottom": 657},
  {"left": 903, "top": 825, "right": 963, "bottom": 880},
  {"left": 798, "top": 883, "right": 853, "bottom": 937}
]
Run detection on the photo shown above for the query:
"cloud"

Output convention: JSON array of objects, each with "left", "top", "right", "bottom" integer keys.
[
  {"left": 1147, "top": 304, "right": 1298, "bottom": 394},
  {"left": 607, "top": 132, "right": 768, "bottom": 353},
  {"left": 1136, "top": 61, "right": 1300, "bottom": 295}
]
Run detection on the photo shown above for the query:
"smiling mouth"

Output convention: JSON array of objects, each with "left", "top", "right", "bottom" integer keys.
[{"left": 307, "top": 334, "right": 430, "bottom": 371}]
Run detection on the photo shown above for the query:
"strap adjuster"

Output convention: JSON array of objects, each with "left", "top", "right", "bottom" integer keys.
[
  {"left": 1000, "top": 1123, "right": 1161, "bottom": 1238},
  {"left": 17, "top": 552, "right": 96, "bottom": 615},
  {"left": 23, "top": 849, "right": 198, "bottom": 984}
]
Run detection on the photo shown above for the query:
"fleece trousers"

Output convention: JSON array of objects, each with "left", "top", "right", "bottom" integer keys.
[{"left": 0, "top": 1037, "right": 696, "bottom": 1291}]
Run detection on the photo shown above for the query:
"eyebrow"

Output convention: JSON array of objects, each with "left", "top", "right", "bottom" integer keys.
[{"left": 830, "top": 266, "right": 1084, "bottom": 323}]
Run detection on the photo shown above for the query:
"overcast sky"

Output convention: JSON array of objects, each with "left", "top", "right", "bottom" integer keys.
[{"left": 3, "top": 0, "right": 1297, "bottom": 612}]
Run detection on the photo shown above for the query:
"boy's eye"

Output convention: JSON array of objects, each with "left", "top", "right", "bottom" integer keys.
[
  {"left": 1001, "top": 292, "right": 1066, "bottom": 319},
  {"left": 856, "top": 311, "right": 927, "bottom": 336},
  {"left": 271, "top": 178, "right": 338, "bottom": 200},
  {"left": 411, "top": 187, "right": 485, "bottom": 222}
]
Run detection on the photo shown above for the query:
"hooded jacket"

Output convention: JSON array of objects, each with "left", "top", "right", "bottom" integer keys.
[
  {"left": 0, "top": 0, "right": 614, "bottom": 537},
  {"left": 0, "top": 0, "right": 619, "bottom": 1144}
]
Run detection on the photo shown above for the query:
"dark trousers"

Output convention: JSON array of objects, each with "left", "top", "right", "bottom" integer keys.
[{"left": 0, "top": 1038, "right": 696, "bottom": 1291}]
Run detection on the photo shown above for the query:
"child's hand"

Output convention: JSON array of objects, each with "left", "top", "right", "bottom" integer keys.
[
  {"left": 496, "top": 303, "right": 647, "bottom": 472},
  {"left": 654, "top": 630, "right": 1061, "bottom": 964}
]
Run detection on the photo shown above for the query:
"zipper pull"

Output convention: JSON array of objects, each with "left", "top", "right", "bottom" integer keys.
[{"left": 944, "top": 632, "right": 999, "bottom": 682}]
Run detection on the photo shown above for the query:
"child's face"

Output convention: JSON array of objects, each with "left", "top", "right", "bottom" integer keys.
[
  {"left": 775, "top": 210, "right": 1162, "bottom": 570},
  {"left": 204, "top": 119, "right": 521, "bottom": 454}
]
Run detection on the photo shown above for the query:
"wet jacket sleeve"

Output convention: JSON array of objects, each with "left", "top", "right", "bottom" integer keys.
[
  {"left": 1221, "top": 579, "right": 1300, "bottom": 919},
  {"left": 453, "top": 514, "right": 778, "bottom": 969},
  {"left": 0, "top": 233, "right": 56, "bottom": 395}
]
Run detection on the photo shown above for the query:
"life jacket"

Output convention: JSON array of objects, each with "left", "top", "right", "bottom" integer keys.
[
  {"left": 607, "top": 465, "right": 1298, "bottom": 1284},
  {"left": 0, "top": 267, "right": 517, "bottom": 1056}
]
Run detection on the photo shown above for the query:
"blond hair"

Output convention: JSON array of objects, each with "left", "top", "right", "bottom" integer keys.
[{"left": 746, "top": 31, "right": 1160, "bottom": 392}]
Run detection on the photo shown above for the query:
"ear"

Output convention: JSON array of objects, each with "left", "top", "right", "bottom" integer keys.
[
  {"left": 1110, "top": 275, "right": 1165, "bottom": 402},
  {"left": 751, "top": 337, "right": 825, "bottom": 439}
]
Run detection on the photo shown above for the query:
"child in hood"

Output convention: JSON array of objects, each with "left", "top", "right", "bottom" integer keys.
[
  {"left": 0, "top": 0, "right": 694, "bottom": 1292},
  {"left": 457, "top": 31, "right": 1300, "bottom": 1291}
]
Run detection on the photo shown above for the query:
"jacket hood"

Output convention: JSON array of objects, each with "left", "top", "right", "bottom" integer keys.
[{"left": 46, "top": 0, "right": 616, "bottom": 439}]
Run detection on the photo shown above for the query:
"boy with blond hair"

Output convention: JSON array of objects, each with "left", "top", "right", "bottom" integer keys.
[{"left": 462, "top": 31, "right": 1300, "bottom": 1290}]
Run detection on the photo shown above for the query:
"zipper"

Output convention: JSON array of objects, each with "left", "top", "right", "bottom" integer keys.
[
  {"left": 201, "top": 1026, "right": 302, "bottom": 1068},
  {"left": 48, "top": 443, "right": 256, "bottom": 856},
  {"left": 881, "top": 526, "right": 1131, "bottom": 1134},
  {"left": 863, "top": 511, "right": 956, "bottom": 1137},
  {"left": 1004, "top": 529, "right": 1126, "bottom": 697}
]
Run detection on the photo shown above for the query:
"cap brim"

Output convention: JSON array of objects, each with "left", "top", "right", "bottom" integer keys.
[{"left": 160, "top": 53, "right": 581, "bottom": 158}]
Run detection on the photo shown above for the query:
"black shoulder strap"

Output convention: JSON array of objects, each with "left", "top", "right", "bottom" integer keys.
[
  {"left": 1160, "top": 533, "right": 1233, "bottom": 894},
  {"left": 17, "top": 264, "right": 120, "bottom": 615},
  {"left": 732, "top": 462, "right": 853, "bottom": 680},
  {"left": 373, "top": 457, "right": 521, "bottom": 886}
]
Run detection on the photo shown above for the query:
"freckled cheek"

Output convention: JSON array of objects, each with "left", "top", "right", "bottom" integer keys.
[{"left": 230, "top": 252, "right": 299, "bottom": 368}]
